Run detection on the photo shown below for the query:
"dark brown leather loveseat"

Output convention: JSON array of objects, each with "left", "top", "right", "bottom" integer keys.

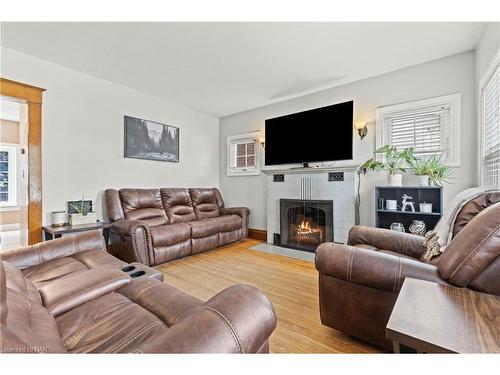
[
  {"left": 315, "top": 193, "right": 500, "bottom": 351},
  {"left": 105, "top": 187, "right": 249, "bottom": 266},
  {"left": 0, "top": 231, "right": 276, "bottom": 353}
]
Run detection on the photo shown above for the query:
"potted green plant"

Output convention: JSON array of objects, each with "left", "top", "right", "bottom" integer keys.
[
  {"left": 360, "top": 145, "right": 415, "bottom": 186},
  {"left": 411, "top": 154, "right": 453, "bottom": 186},
  {"left": 68, "top": 198, "right": 96, "bottom": 225}
]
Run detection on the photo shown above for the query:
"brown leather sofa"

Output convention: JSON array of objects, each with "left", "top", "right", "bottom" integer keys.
[
  {"left": 0, "top": 231, "right": 276, "bottom": 353},
  {"left": 105, "top": 187, "right": 249, "bottom": 266},
  {"left": 315, "top": 193, "right": 500, "bottom": 351}
]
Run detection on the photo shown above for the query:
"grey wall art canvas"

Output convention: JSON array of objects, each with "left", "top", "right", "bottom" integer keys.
[{"left": 124, "top": 116, "right": 179, "bottom": 162}]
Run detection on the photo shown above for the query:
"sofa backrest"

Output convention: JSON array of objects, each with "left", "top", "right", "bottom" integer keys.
[
  {"left": 0, "top": 260, "right": 67, "bottom": 353},
  {"left": 161, "top": 188, "right": 197, "bottom": 223},
  {"left": 452, "top": 192, "right": 500, "bottom": 237},
  {"left": 189, "top": 188, "right": 222, "bottom": 220},
  {"left": 439, "top": 202, "right": 500, "bottom": 295},
  {"left": 118, "top": 189, "right": 169, "bottom": 227}
]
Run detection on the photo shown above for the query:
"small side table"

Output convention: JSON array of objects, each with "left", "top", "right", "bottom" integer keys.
[
  {"left": 386, "top": 278, "right": 500, "bottom": 353},
  {"left": 42, "top": 222, "right": 112, "bottom": 245}
]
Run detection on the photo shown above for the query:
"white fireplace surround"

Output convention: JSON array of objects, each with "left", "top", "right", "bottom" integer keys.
[{"left": 265, "top": 167, "right": 357, "bottom": 245}]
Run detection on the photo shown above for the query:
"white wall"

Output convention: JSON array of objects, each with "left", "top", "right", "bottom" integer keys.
[
  {"left": 220, "top": 51, "right": 477, "bottom": 230},
  {"left": 476, "top": 23, "right": 500, "bottom": 82},
  {"left": 0, "top": 47, "right": 220, "bottom": 224}
]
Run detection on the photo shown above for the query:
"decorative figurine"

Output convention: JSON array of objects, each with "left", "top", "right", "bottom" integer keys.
[{"left": 401, "top": 194, "right": 415, "bottom": 212}]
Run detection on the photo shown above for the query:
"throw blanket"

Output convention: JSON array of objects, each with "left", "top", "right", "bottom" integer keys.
[{"left": 422, "top": 187, "right": 497, "bottom": 261}]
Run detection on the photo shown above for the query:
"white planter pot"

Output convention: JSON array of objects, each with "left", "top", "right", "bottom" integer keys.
[
  {"left": 419, "top": 203, "right": 433, "bottom": 213},
  {"left": 387, "top": 174, "right": 403, "bottom": 186},
  {"left": 69, "top": 212, "right": 97, "bottom": 226},
  {"left": 51, "top": 211, "right": 67, "bottom": 227},
  {"left": 416, "top": 175, "right": 429, "bottom": 186}
]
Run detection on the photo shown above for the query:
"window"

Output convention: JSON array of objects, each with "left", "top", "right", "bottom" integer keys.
[
  {"left": 481, "top": 64, "right": 500, "bottom": 187},
  {"left": 227, "top": 132, "right": 260, "bottom": 176},
  {"left": 376, "top": 94, "right": 461, "bottom": 166},
  {"left": 0, "top": 144, "right": 18, "bottom": 207}
]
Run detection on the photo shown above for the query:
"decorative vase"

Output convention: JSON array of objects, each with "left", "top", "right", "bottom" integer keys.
[
  {"left": 419, "top": 202, "right": 433, "bottom": 213},
  {"left": 69, "top": 212, "right": 97, "bottom": 225},
  {"left": 409, "top": 220, "right": 426, "bottom": 236},
  {"left": 51, "top": 211, "right": 67, "bottom": 227},
  {"left": 387, "top": 174, "right": 403, "bottom": 186},
  {"left": 416, "top": 175, "right": 429, "bottom": 186},
  {"left": 390, "top": 222, "right": 405, "bottom": 232}
]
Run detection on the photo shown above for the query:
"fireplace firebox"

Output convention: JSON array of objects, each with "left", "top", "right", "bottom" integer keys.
[{"left": 279, "top": 199, "right": 333, "bottom": 252}]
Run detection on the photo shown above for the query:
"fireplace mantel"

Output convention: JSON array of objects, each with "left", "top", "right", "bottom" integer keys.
[
  {"left": 266, "top": 169, "right": 356, "bottom": 245},
  {"left": 261, "top": 165, "right": 358, "bottom": 175}
]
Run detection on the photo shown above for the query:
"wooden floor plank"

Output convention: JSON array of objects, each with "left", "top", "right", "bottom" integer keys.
[{"left": 155, "top": 239, "right": 381, "bottom": 353}]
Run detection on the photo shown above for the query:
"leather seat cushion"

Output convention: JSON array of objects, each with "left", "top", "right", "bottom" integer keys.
[
  {"left": 215, "top": 215, "right": 242, "bottom": 232},
  {"left": 56, "top": 278, "right": 202, "bottom": 353},
  {"left": 187, "top": 219, "right": 220, "bottom": 238},
  {"left": 150, "top": 223, "right": 191, "bottom": 247},
  {"left": 21, "top": 250, "right": 125, "bottom": 288}
]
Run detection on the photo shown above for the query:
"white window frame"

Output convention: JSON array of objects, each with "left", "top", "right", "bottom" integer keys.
[
  {"left": 479, "top": 48, "right": 500, "bottom": 187},
  {"left": 0, "top": 143, "right": 18, "bottom": 207},
  {"left": 227, "top": 131, "right": 261, "bottom": 176},
  {"left": 376, "top": 93, "right": 461, "bottom": 166}
]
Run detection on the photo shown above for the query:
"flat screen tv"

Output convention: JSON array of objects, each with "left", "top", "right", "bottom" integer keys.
[{"left": 265, "top": 101, "right": 353, "bottom": 166}]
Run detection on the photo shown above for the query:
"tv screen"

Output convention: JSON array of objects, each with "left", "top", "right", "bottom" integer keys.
[{"left": 264, "top": 101, "right": 353, "bottom": 165}]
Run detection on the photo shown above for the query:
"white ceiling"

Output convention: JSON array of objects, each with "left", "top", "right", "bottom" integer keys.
[{"left": 0, "top": 22, "right": 486, "bottom": 117}]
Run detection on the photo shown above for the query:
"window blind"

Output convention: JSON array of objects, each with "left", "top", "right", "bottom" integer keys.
[
  {"left": 383, "top": 105, "right": 449, "bottom": 155},
  {"left": 482, "top": 65, "right": 500, "bottom": 187}
]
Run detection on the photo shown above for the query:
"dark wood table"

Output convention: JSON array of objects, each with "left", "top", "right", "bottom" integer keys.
[
  {"left": 42, "top": 221, "right": 112, "bottom": 244},
  {"left": 387, "top": 278, "right": 500, "bottom": 353}
]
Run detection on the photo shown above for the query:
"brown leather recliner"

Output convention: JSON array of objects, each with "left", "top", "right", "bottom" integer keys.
[
  {"left": 315, "top": 193, "right": 500, "bottom": 351},
  {"left": 105, "top": 187, "right": 250, "bottom": 266},
  {"left": 0, "top": 231, "right": 276, "bottom": 353}
]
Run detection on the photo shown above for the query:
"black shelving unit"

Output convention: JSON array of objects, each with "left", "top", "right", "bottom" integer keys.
[{"left": 375, "top": 186, "right": 443, "bottom": 232}]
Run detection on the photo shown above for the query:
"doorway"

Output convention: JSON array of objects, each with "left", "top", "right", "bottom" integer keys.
[
  {"left": 0, "top": 97, "right": 29, "bottom": 250},
  {"left": 0, "top": 78, "right": 44, "bottom": 247}
]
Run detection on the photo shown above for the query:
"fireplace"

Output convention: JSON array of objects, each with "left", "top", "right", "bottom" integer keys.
[{"left": 279, "top": 199, "right": 333, "bottom": 252}]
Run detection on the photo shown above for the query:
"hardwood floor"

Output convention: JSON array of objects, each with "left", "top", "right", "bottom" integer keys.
[{"left": 155, "top": 239, "right": 381, "bottom": 353}]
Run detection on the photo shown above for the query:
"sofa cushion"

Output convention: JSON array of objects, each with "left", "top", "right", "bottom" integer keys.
[
  {"left": 189, "top": 188, "right": 220, "bottom": 219},
  {"left": 215, "top": 215, "right": 242, "bottom": 232},
  {"left": 119, "top": 189, "right": 168, "bottom": 227},
  {"left": 1, "top": 261, "right": 67, "bottom": 353},
  {"left": 56, "top": 278, "right": 203, "bottom": 353},
  {"left": 187, "top": 219, "right": 220, "bottom": 238},
  {"left": 149, "top": 223, "right": 191, "bottom": 247},
  {"left": 161, "top": 188, "right": 196, "bottom": 223},
  {"left": 21, "top": 249, "right": 125, "bottom": 289}
]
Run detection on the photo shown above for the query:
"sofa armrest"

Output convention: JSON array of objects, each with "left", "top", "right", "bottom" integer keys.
[
  {"left": 146, "top": 284, "right": 276, "bottom": 353},
  {"left": 39, "top": 268, "right": 130, "bottom": 316},
  {"left": 348, "top": 225, "right": 427, "bottom": 259},
  {"left": 0, "top": 230, "right": 107, "bottom": 270},
  {"left": 220, "top": 207, "right": 250, "bottom": 237},
  {"left": 315, "top": 242, "right": 444, "bottom": 293},
  {"left": 109, "top": 220, "right": 153, "bottom": 265}
]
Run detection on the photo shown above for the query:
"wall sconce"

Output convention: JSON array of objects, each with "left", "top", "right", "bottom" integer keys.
[
  {"left": 355, "top": 121, "right": 368, "bottom": 140},
  {"left": 259, "top": 136, "right": 265, "bottom": 149}
]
